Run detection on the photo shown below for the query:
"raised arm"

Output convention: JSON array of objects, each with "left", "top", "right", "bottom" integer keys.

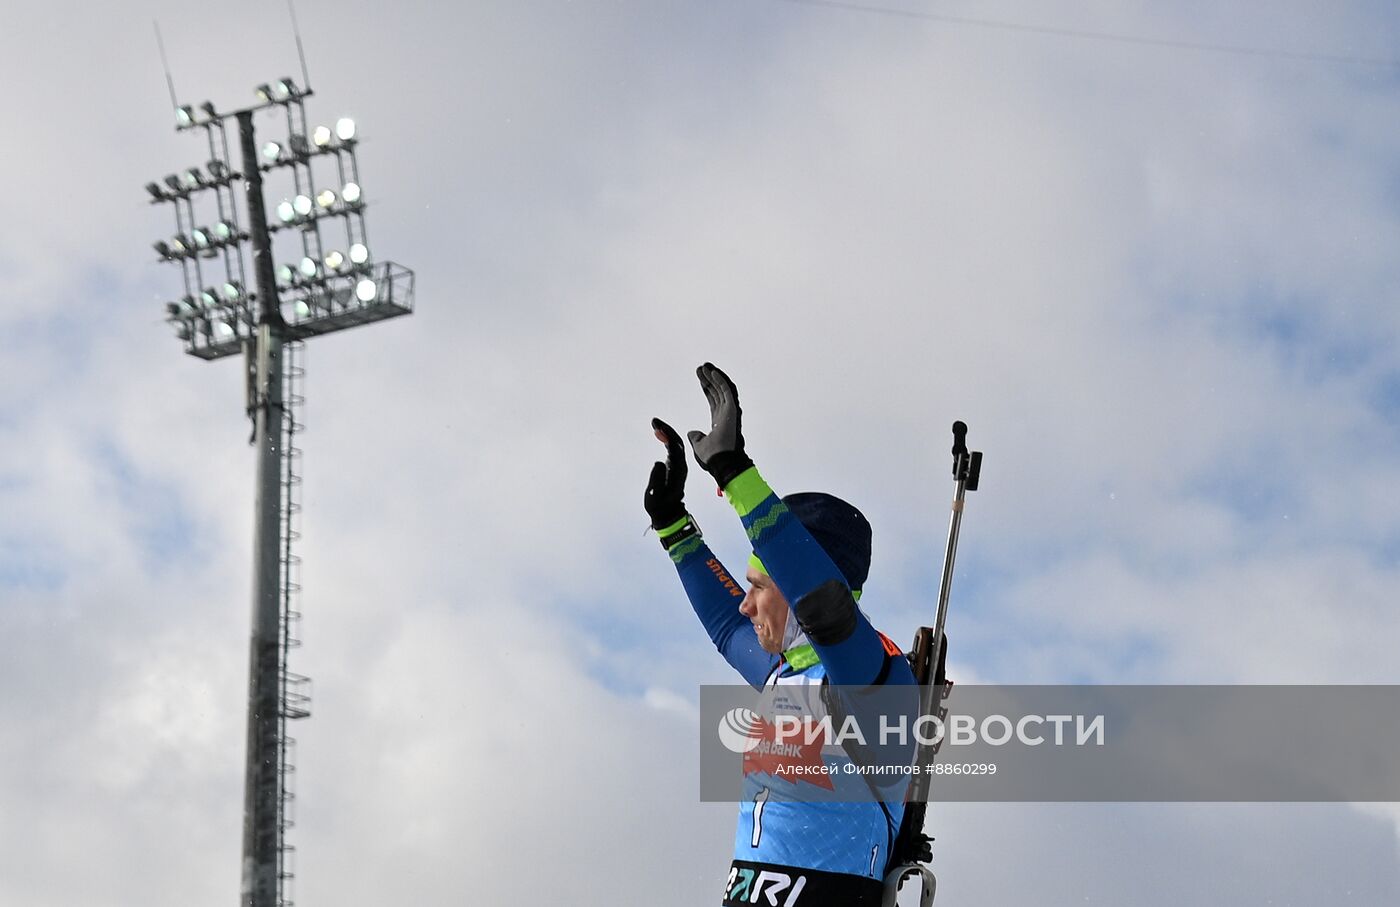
[
  {"left": 686, "top": 363, "right": 909, "bottom": 688},
  {"left": 646, "top": 417, "right": 777, "bottom": 688}
]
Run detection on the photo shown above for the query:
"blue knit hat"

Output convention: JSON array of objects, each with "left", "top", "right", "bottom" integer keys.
[{"left": 780, "top": 492, "right": 872, "bottom": 592}]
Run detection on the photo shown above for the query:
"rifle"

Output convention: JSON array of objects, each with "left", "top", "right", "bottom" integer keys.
[{"left": 882, "top": 421, "right": 982, "bottom": 907}]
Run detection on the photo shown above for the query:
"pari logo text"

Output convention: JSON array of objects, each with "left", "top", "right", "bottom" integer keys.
[{"left": 726, "top": 865, "right": 807, "bottom": 906}]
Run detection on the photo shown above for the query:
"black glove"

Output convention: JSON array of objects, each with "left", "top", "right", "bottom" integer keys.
[
  {"left": 644, "top": 417, "right": 689, "bottom": 531},
  {"left": 686, "top": 362, "right": 755, "bottom": 490}
]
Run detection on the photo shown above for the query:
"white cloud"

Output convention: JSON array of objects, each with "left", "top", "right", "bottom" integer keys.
[{"left": 3, "top": 1, "right": 1399, "bottom": 903}]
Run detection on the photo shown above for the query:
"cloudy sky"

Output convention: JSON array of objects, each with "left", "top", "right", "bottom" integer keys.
[{"left": 3, "top": 0, "right": 1400, "bottom": 903}]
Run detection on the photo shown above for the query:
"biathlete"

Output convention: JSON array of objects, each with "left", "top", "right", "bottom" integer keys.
[{"left": 646, "top": 363, "right": 917, "bottom": 906}]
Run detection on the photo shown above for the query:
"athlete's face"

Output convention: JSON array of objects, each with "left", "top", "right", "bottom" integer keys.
[{"left": 740, "top": 566, "right": 789, "bottom": 654}]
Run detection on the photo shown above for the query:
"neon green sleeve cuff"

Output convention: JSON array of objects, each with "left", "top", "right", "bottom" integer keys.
[
  {"left": 723, "top": 466, "right": 773, "bottom": 517},
  {"left": 655, "top": 515, "right": 690, "bottom": 537}
]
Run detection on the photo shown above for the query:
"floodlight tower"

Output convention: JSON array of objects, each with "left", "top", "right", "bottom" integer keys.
[{"left": 146, "top": 77, "right": 414, "bottom": 907}]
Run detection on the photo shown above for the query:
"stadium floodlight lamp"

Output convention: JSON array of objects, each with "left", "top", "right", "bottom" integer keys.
[{"left": 145, "top": 81, "right": 418, "bottom": 903}]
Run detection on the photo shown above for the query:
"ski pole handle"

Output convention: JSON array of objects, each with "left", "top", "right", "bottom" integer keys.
[
  {"left": 950, "top": 420, "right": 981, "bottom": 491},
  {"left": 932, "top": 421, "right": 980, "bottom": 667}
]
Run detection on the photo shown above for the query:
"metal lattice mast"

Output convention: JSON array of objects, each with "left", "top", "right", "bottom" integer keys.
[
  {"left": 240, "top": 106, "right": 291, "bottom": 907},
  {"left": 146, "top": 75, "right": 414, "bottom": 907},
  {"left": 279, "top": 338, "right": 311, "bottom": 905}
]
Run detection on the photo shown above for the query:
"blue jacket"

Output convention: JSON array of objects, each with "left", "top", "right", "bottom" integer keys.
[{"left": 665, "top": 467, "right": 917, "bottom": 895}]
